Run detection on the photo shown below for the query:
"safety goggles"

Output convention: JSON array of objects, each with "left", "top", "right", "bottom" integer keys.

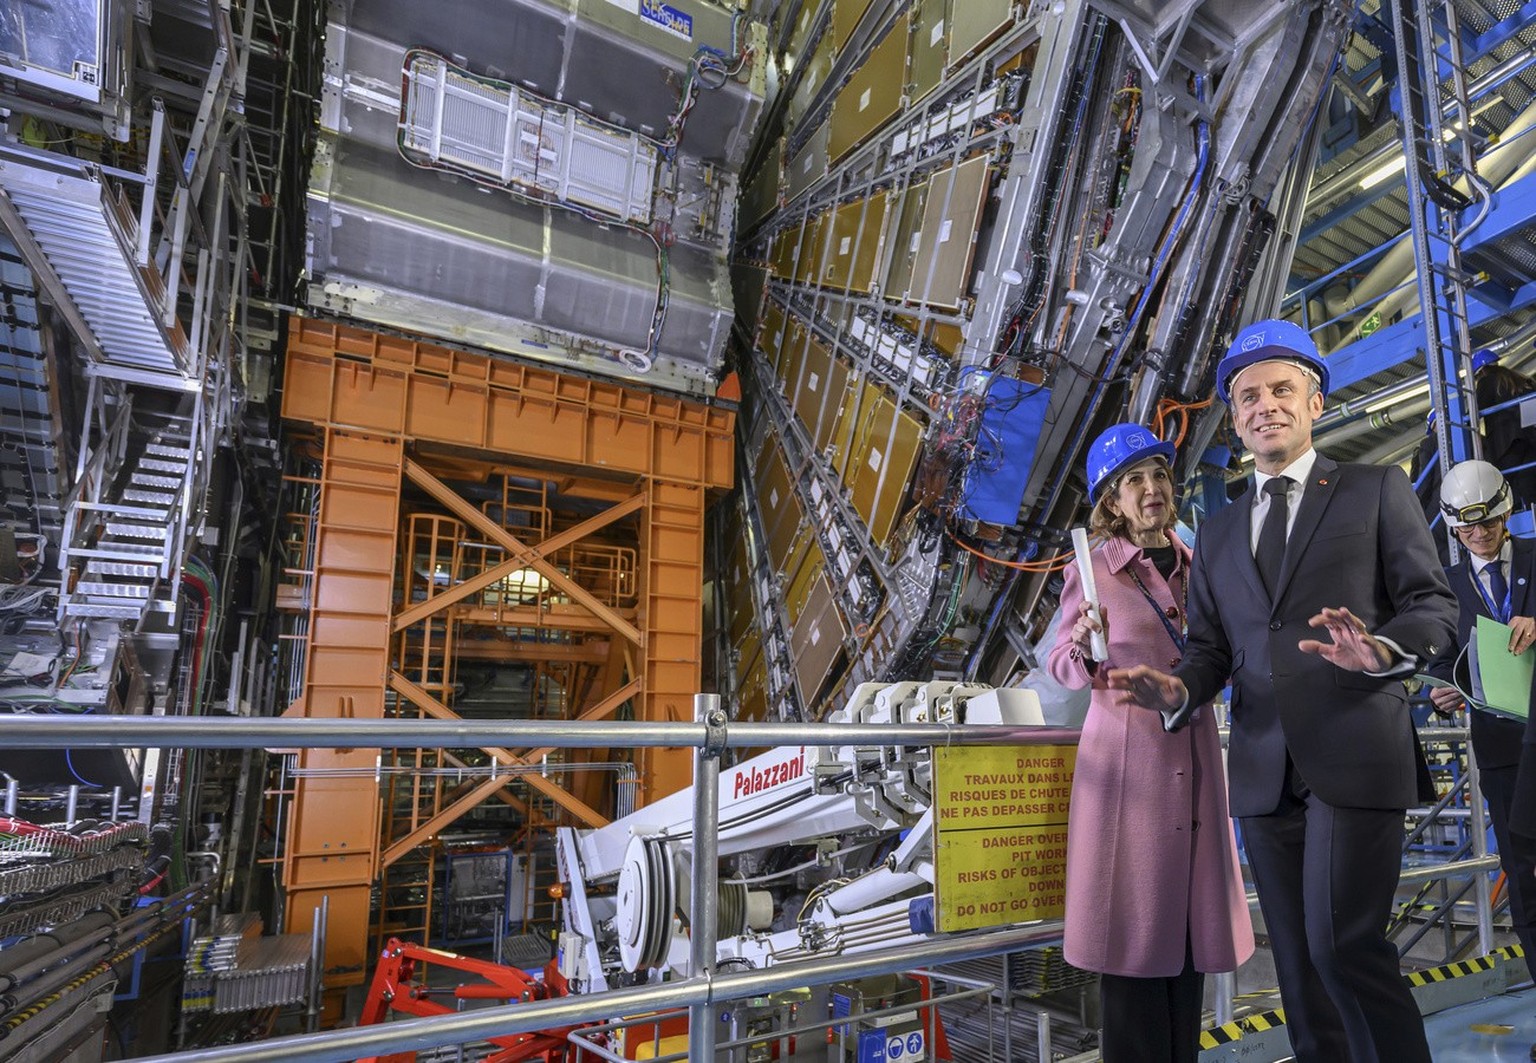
[{"left": 1441, "top": 481, "right": 1511, "bottom": 526}]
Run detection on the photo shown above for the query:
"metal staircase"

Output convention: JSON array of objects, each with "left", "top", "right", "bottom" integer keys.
[{"left": 63, "top": 417, "right": 198, "bottom": 620}]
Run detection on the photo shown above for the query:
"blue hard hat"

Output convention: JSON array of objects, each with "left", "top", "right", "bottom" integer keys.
[
  {"left": 1086, "top": 423, "right": 1177, "bottom": 502},
  {"left": 1215, "top": 319, "right": 1330, "bottom": 404},
  {"left": 1472, "top": 348, "right": 1499, "bottom": 374}
]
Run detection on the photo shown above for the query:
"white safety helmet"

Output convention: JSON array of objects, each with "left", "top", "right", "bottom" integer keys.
[{"left": 1440, "top": 459, "right": 1512, "bottom": 527}]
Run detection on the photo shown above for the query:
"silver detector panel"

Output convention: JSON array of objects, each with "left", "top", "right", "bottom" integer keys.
[{"left": 307, "top": 0, "right": 762, "bottom": 396}]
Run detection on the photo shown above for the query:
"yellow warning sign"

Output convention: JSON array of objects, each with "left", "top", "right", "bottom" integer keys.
[{"left": 932, "top": 744, "right": 1076, "bottom": 932}]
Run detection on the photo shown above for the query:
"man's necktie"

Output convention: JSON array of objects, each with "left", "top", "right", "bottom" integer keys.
[
  {"left": 1257, "top": 476, "right": 1292, "bottom": 597},
  {"left": 1488, "top": 559, "right": 1510, "bottom": 622}
]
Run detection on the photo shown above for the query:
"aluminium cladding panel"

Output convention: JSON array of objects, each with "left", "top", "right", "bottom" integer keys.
[
  {"left": 776, "top": 315, "right": 809, "bottom": 402},
  {"left": 792, "top": 334, "right": 842, "bottom": 449},
  {"left": 733, "top": 263, "right": 769, "bottom": 333},
  {"left": 882, "top": 179, "right": 928, "bottom": 300},
  {"left": 809, "top": 340, "right": 851, "bottom": 454},
  {"left": 794, "top": 213, "right": 830, "bottom": 284},
  {"left": 787, "top": 32, "right": 837, "bottom": 132},
  {"left": 831, "top": 0, "right": 875, "bottom": 53},
  {"left": 331, "top": 3, "right": 761, "bottom": 169},
  {"left": 759, "top": 298, "right": 787, "bottom": 363},
  {"left": 307, "top": 140, "right": 730, "bottom": 394},
  {"left": 769, "top": 223, "right": 802, "bottom": 279},
  {"left": 786, "top": 121, "right": 831, "bottom": 202},
  {"left": 948, "top": 0, "right": 1012, "bottom": 67},
  {"left": 846, "top": 390, "right": 922, "bottom": 545},
  {"left": 909, "top": 0, "right": 950, "bottom": 105},
  {"left": 790, "top": 572, "right": 847, "bottom": 708},
  {"left": 829, "top": 15, "right": 910, "bottom": 163},
  {"left": 903, "top": 154, "right": 989, "bottom": 309},
  {"left": 740, "top": 137, "right": 783, "bottom": 228},
  {"left": 820, "top": 191, "right": 891, "bottom": 293},
  {"left": 783, "top": 532, "right": 826, "bottom": 625}
]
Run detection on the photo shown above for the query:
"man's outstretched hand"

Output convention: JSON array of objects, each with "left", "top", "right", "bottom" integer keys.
[
  {"left": 1298, "top": 606, "right": 1392, "bottom": 672},
  {"left": 1106, "top": 665, "right": 1188, "bottom": 713}
]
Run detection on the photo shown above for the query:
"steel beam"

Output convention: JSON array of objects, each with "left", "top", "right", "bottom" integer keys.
[
  {"left": 404, "top": 459, "right": 643, "bottom": 646},
  {"left": 390, "top": 490, "right": 645, "bottom": 632}
]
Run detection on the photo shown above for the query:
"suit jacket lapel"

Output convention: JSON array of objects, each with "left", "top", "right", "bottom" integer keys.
[
  {"left": 1272, "top": 454, "right": 1340, "bottom": 609},
  {"left": 1512, "top": 538, "right": 1535, "bottom": 618}
]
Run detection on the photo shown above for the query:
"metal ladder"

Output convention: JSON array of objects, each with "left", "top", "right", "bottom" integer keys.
[{"left": 1385, "top": 0, "right": 1489, "bottom": 502}]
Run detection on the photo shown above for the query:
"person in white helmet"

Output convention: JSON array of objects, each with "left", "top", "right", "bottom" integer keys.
[{"left": 1425, "top": 460, "right": 1536, "bottom": 999}]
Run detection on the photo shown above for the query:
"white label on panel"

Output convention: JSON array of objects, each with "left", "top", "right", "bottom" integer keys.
[
  {"left": 839, "top": 236, "right": 851, "bottom": 255},
  {"left": 808, "top": 372, "right": 820, "bottom": 392},
  {"left": 931, "top": 20, "right": 944, "bottom": 46},
  {"left": 860, "top": 87, "right": 872, "bottom": 111},
  {"left": 809, "top": 623, "right": 821, "bottom": 646},
  {"left": 939, "top": 219, "right": 953, "bottom": 243},
  {"left": 810, "top": 479, "right": 823, "bottom": 502},
  {"left": 769, "top": 488, "right": 779, "bottom": 509},
  {"left": 910, "top": 232, "right": 921, "bottom": 252},
  {"left": 868, "top": 447, "right": 884, "bottom": 472},
  {"left": 602, "top": 0, "right": 640, "bottom": 12},
  {"left": 803, "top": 155, "right": 813, "bottom": 172}
]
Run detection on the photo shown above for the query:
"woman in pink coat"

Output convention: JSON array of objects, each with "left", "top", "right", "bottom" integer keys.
[{"left": 1046, "top": 423, "right": 1253, "bottom": 1063}]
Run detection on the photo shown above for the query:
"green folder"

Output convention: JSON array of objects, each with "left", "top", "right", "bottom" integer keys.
[{"left": 1474, "top": 614, "right": 1534, "bottom": 722}]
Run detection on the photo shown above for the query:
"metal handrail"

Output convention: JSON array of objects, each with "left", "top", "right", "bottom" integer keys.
[
  {"left": 2, "top": 715, "right": 1080, "bottom": 751},
  {"left": 19, "top": 701, "right": 1078, "bottom": 1063},
  {"left": 132, "top": 922, "right": 1065, "bottom": 1063}
]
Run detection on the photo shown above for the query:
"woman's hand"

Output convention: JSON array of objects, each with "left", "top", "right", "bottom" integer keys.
[{"left": 1070, "top": 599, "right": 1106, "bottom": 654}]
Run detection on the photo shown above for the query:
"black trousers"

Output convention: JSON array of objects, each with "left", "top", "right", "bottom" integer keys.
[
  {"left": 1098, "top": 938, "right": 1203, "bottom": 1063},
  {"left": 1481, "top": 763, "right": 1536, "bottom": 983},
  {"left": 1240, "top": 763, "right": 1431, "bottom": 1063}
]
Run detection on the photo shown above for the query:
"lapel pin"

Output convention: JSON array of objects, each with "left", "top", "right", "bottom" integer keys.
[{"left": 1317, "top": 478, "right": 1328, "bottom": 485}]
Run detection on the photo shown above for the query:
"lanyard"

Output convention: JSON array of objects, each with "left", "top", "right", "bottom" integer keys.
[
  {"left": 1471, "top": 563, "right": 1512, "bottom": 624},
  {"left": 1124, "top": 559, "right": 1187, "bottom": 652}
]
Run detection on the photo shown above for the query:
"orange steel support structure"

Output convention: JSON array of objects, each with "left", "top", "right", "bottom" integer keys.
[
  {"left": 279, "top": 318, "right": 732, "bottom": 1012},
  {"left": 281, "top": 428, "right": 403, "bottom": 1004}
]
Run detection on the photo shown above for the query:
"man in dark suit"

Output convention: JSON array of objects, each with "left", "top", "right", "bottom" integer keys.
[
  {"left": 1426, "top": 460, "right": 1536, "bottom": 991},
  {"left": 1108, "top": 319, "right": 1457, "bottom": 1063}
]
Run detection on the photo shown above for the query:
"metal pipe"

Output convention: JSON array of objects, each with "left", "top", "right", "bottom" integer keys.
[
  {"left": 4, "top": 777, "right": 15, "bottom": 816},
  {"left": 66, "top": 785, "right": 79, "bottom": 828},
  {"left": 111, "top": 785, "right": 122, "bottom": 821},
  {"left": 306, "top": 896, "right": 327, "bottom": 1033},
  {"left": 1, "top": 715, "right": 1082, "bottom": 751},
  {"left": 130, "top": 921, "right": 1064, "bottom": 1063},
  {"left": 689, "top": 694, "right": 723, "bottom": 1062},
  {"left": 1397, "top": 855, "right": 1499, "bottom": 882}
]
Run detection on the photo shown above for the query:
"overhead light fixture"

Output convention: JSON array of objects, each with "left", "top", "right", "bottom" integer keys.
[
  {"left": 1358, "top": 155, "right": 1407, "bottom": 190},
  {"left": 1363, "top": 382, "right": 1428, "bottom": 415}
]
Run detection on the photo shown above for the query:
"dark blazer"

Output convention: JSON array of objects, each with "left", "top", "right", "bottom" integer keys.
[
  {"left": 1427, "top": 536, "right": 1534, "bottom": 770},
  {"left": 1176, "top": 454, "right": 1458, "bottom": 816}
]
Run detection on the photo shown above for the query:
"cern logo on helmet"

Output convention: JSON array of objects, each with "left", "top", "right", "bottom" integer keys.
[
  {"left": 1240, "top": 331, "right": 1265, "bottom": 352},
  {"left": 1125, "top": 430, "right": 1154, "bottom": 451}
]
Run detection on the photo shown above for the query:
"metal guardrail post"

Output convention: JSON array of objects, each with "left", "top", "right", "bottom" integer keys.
[
  {"left": 1214, "top": 969, "right": 1235, "bottom": 1026},
  {"left": 690, "top": 693, "right": 725, "bottom": 1061}
]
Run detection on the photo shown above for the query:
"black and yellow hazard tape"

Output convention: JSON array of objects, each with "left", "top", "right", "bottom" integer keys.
[
  {"left": 1201, "top": 947, "right": 1524, "bottom": 1050},
  {"left": 1198, "top": 1008, "right": 1286, "bottom": 1050},
  {"left": 1404, "top": 954, "right": 1494, "bottom": 986}
]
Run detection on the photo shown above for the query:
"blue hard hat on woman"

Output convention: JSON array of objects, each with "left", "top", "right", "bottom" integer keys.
[
  {"left": 1215, "top": 319, "right": 1330, "bottom": 404},
  {"left": 1086, "top": 423, "right": 1177, "bottom": 501}
]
